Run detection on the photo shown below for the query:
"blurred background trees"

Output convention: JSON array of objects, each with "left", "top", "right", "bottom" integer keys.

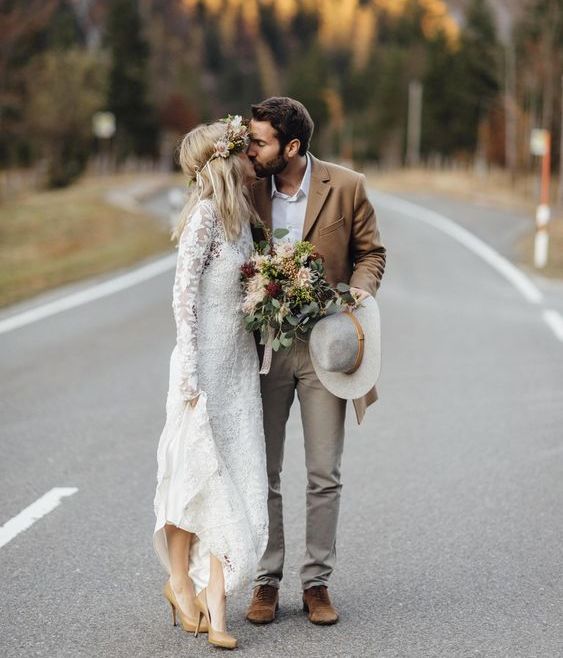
[
  {"left": 106, "top": 0, "right": 159, "bottom": 161},
  {"left": 1, "top": 0, "right": 562, "bottom": 191}
]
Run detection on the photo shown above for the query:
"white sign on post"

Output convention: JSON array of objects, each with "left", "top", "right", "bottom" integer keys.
[
  {"left": 530, "top": 129, "right": 549, "bottom": 156},
  {"left": 93, "top": 112, "right": 116, "bottom": 139}
]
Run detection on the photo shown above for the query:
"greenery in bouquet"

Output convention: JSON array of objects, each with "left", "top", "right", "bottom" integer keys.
[{"left": 240, "top": 228, "right": 358, "bottom": 351}]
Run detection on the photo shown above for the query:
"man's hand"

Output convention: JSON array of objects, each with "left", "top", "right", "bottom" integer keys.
[{"left": 350, "top": 287, "right": 370, "bottom": 303}]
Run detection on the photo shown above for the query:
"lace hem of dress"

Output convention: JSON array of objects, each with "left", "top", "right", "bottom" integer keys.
[{"left": 153, "top": 392, "right": 268, "bottom": 595}]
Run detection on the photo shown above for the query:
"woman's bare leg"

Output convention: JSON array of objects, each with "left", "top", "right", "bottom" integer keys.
[
  {"left": 206, "top": 554, "right": 227, "bottom": 631},
  {"left": 165, "top": 523, "right": 198, "bottom": 619}
]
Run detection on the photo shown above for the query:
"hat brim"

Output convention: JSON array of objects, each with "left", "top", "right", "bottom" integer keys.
[{"left": 309, "top": 296, "right": 381, "bottom": 400}]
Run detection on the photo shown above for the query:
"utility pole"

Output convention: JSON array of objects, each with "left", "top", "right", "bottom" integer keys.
[
  {"left": 558, "top": 75, "right": 563, "bottom": 207},
  {"left": 504, "top": 43, "right": 517, "bottom": 183},
  {"left": 406, "top": 80, "right": 423, "bottom": 167}
]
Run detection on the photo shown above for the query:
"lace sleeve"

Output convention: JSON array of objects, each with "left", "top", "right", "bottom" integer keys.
[{"left": 173, "top": 201, "right": 215, "bottom": 402}]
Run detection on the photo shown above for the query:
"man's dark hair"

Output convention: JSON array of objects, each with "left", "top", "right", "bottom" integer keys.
[{"left": 251, "top": 97, "right": 314, "bottom": 156}]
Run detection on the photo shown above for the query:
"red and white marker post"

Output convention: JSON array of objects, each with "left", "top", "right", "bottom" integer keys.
[{"left": 531, "top": 129, "right": 551, "bottom": 268}]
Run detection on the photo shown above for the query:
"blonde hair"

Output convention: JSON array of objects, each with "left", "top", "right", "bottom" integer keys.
[{"left": 173, "top": 121, "right": 259, "bottom": 242}]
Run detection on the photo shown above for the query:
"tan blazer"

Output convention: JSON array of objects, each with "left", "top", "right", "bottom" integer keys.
[{"left": 250, "top": 154, "right": 386, "bottom": 424}]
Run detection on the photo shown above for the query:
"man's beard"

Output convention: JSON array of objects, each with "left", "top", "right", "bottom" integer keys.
[{"left": 251, "top": 153, "right": 287, "bottom": 178}]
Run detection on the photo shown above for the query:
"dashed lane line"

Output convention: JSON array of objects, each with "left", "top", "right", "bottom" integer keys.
[
  {"left": 543, "top": 309, "right": 563, "bottom": 342},
  {"left": 0, "top": 487, "right": 78, "bottom": 549}
]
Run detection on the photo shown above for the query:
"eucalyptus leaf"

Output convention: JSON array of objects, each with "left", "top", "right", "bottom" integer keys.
[
  {"left": 325, "top": 303, "right": 339, "bottom": 316},
  {"left": 280, "top": 335, "right": 293, "bottom": 347},
  {"left": 273, "top": 228, "right": 290, "bottom": 239}
]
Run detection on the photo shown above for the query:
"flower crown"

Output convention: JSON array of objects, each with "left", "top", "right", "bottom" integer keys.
[
  {"left": 210, "top": 115, "right": 250, "bottom": 161},
  {"left": 192, "top": 115, "right": 249, "bottom": 188}
]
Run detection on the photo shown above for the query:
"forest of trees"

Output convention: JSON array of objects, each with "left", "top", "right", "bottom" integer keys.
[{"left": 0, "top": 0, "right": 562, "bottom": 188}]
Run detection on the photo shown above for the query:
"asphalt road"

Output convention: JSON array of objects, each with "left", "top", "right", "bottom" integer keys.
[{"left": 1, "top": 191, "right": 562, "bottom": 658}]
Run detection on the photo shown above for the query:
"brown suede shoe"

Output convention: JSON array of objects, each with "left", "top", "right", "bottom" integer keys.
[
  {"left": 246, "top": 585, "right": 279, "bottom": 624},
  {"left": 302, "top": 586, "right": 339, "bottom": 625}
]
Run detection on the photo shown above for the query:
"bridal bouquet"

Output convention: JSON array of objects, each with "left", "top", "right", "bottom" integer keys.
[{"left": 240, "top": 230, "right": 357, "bottom": 373}]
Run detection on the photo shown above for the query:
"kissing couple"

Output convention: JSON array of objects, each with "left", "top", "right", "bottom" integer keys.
[{"left": 152, "top": 96, "right": 386, "bottom": 649}]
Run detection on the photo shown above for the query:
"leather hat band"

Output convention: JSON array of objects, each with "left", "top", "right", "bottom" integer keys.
[{"left": 342, "top": 311, "right": 365, "bottom": 374}]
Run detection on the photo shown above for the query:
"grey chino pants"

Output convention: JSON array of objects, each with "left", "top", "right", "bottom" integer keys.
[{"left": 254, "top": 338, "right": 347, "bottom": 590}]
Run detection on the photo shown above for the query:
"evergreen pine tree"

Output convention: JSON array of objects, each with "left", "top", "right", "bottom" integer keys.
[
  {"left": 515, "top": 0, "right": 563, "bottom": 171},
  {"left": 105, "top": 0, "right": 159, "bottom": 160},
  {"left": 423, "top": 0, "right": 500, "bottom": 159},
  {"left": 456, "top": 0, "right": 501, "bottom": 154},
  {"left": 48, "top": 0, "right": 82, "bottom": 51},
  {"left": 286, "top": 46, "right": 330, "bottom": 155},
  {"left": 0, "top": 0, "right": 73, "bottom": 168},
  {"left": 422, "top": 32, "right": 467, "bottom": 156}
]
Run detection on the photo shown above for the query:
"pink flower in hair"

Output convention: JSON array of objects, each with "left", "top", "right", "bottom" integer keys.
[{"left": 214, "top": 140, "right": 230, "bottom": 158}]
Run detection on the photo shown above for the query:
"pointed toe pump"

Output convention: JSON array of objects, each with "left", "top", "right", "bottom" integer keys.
[
  {"left": 195, "top": 588, "right": 237, "bottom": 649},
  {"left": 163, "top": 581, "right": 208, "bottom": 634}
]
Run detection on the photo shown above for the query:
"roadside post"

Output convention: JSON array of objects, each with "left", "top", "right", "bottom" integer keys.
[
  {"left": 530, "top": 128, "right": 551, "bottom": 268},
  {"left": 92, "top": 111, "right": 116, "bottom": 174}
]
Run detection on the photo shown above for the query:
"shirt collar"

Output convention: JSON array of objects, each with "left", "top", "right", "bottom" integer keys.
[{"left": 271, "top": 153, "right": 312, "bottom": 200}]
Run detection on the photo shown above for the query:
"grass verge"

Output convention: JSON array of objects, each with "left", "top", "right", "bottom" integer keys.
[{"left": 0, "top": 174, "right": 174, "bottom": 308}]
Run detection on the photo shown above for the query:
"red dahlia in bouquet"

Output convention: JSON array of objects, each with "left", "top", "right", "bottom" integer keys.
[{"left": 240, "top": 229, "right": 357, "bottom": 371}]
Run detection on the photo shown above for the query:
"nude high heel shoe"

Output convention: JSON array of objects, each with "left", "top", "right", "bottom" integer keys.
[
  {"left": 163, "top": 581, "right": 208, "bottom": 634},
  {"left": 194, "top": 588, "right": 237, "bottom": 649}
]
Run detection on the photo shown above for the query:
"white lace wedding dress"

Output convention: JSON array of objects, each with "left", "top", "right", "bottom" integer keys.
[{"left": 153, "top": 198, "right": 268, "bottom": 595}]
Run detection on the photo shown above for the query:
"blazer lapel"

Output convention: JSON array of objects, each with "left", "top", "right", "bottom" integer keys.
[{"left": 302, "top": 155, "right": 331, "bottom": 240}]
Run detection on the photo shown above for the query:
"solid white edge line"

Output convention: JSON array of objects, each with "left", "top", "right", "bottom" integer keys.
[
  {"left": 0, "top": 487, "right": 78, "bottom": 549},
  {"left": 542, "top": 309, "right": 563, "bottom": 342},
  {"left": 0, "top": 194, "right": 552, "bottom": 335},
  {"left": 0, "top": 253, "right": 177, "bottom": 336},
  {"left": 372, "top": 192, "right": 544, "bottom": 305}
]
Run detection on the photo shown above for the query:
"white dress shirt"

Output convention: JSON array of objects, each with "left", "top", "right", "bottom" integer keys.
[{"left": 271, "top": 154, "right": 312, "bottom": 242}]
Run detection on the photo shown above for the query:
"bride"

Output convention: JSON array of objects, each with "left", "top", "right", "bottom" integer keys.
[{"left": 153, "top": 117, "right": 268, "bottom": 650}]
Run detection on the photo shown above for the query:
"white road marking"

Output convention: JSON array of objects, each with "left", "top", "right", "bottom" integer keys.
[
  {"left": 543, "top": 309, "right": 563, "bottom": 342},
  {"left": 373, "top": 192, "right": 544, "bottom": 305},
  {"left": 0, "top": 487, "right": 78, "bottom": 549},
  {"left": 1, "top": 193, "right": 560, "bottom": 346},
  {"left": 0, "top": 254, "right": 176, "bottom": 336}
]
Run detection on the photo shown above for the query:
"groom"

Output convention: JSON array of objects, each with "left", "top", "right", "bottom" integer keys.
[{"left": 246, "top": 97, "right": 386, "bottom": 625}]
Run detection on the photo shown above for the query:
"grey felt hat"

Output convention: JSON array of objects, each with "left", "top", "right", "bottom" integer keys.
[{"left": 309, "top": 296, "right": 381, "bottom": 400}]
